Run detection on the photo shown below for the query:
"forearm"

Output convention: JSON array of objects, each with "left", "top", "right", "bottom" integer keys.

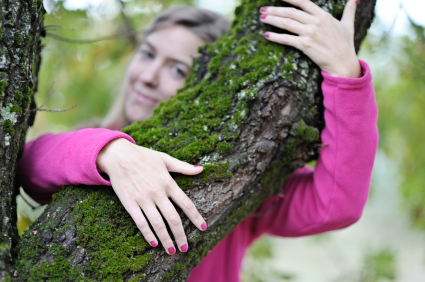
[
  {"left": 17, "top": 128, "right": 135, "bottom": 204},
  {"left": 249, "top": 60, "right": 379, "bottom": 237}
]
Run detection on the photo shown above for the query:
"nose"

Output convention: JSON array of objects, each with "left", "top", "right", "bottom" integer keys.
[{"left": 139, "top": 60, "right": 161, "bottom": 88}]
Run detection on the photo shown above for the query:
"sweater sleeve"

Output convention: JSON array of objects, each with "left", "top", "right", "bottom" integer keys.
[
  {"left": 248, "top": 60, "right": 379, "bottom": 238},
  {"left": 17, "top": 128, "right": 135, "bottom": 204}
]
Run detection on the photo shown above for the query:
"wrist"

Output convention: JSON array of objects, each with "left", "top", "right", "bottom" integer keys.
[
  {"left": 326, "top": 58, "right": 361, "bottom": 79},
  {"left": 96, "top": 138, "right": 129, "bottom": 174}
]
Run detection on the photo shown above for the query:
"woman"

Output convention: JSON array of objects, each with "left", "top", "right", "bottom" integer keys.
[{"left": 18, "top": 0, "right": 378, "bottom": 280}]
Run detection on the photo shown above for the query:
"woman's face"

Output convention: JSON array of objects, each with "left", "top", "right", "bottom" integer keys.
[{"left": 124, "top": 24, "right": 205, "bottom": 123}]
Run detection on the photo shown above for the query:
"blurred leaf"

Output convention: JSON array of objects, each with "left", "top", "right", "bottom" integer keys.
[
  {"left": 247, "top": 236, "right": 273, "bottom": 259},
  {"left": 359, "top": 248, "right": 397, "bottom": 282},
  {"left": 17, "top": 211, "right": 32, "bottom": 237}
]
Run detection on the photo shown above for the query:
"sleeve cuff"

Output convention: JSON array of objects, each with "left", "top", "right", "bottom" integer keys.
[
  {"left": 89, "top": 130, "right": 136, "bottom": 186},
  {"left": 321, "top": 60, "right": 372, "bottom": 89}
]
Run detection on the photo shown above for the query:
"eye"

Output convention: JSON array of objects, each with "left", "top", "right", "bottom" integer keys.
[
  {"left": 141, "top": 50, "right": 154, "bottom": 59},
  {"left": 172, "top": 66, "right": 187, "bottom": 78}
]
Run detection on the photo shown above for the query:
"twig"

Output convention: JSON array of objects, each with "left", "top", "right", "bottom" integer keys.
[
  {"left": 27, "top": 81, "right": 77, "bottom": 113},
  {"left": 39, "top": 81, "right": 55, "bottom": 109},
  {"left": 116, "top": 0, "right": 139, "bottom": 48},
  {"left": 35, "top": 104, "right": 77, "bottom": 112},
  {"left": 44, "top": 24, "right": 64, "bottom": 29},
  {"left": 46, "top": 29, "right": 144, "bottom": 44}
]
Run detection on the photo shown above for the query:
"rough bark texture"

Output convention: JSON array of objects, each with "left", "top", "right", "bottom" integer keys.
[
  {"left": 0, "top": 0, "right": 44, "bottom": 280},
  {"left": 12, "top": 0, "right": 376, "bottom": 281}
]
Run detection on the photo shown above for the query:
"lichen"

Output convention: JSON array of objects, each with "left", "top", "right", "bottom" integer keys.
[{"left": 1, "top": 103, "right": 18, "bottom": 124}]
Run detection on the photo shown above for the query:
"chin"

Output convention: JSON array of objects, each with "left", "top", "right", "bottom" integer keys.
[{"left": 125, "top": 109, "right": 154, "bottom": 123}]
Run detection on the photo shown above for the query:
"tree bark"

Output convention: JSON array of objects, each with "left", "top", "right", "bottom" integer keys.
[
  {"left": 11, "top": 0, "right": 376, "bottom": 281},
  {"left": 0, "top": 0, "right": 44, "bottom": 280}
]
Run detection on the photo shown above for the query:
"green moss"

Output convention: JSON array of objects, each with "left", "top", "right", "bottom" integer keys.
[
  {"left": 10, "top": 104, "right": 22, "bottom": 114},
  {"left": 0, "top": 28, "right": 3, "bottom": 38},
  {"left": 216, "top": 142, "right": 234, "bottom": 155},
  {"left": 2, "top": 177, "right": 7, "bottom": 184},
  {"left": 304, "top": 126, "right": 320, "bottom": 142},
  {"left": 15, "top": 33, "right": 22, "bottom": 44},
  {"left": 160, "top": 253, "right": 194, "bottom": 280},
  {"left": 25, "top": 35, "right": 32, "bottom": 45},
  {"left": 3, "top": 120, "right": 14, "bottom": 135},
  {"left": 3, "top": 272, "right": 11, "bottom": 282},
  {"left": 0, "top": 80, "right": 8, "bottom": 93},
  {"left": 174, "top": 175, "right": 194, "bottom": 191},
  {"left": 15, "top": 90, "right": 23, "bottom": 104},
  {"left": 129, "top": 274, "right": 146, "bottom": 282}
]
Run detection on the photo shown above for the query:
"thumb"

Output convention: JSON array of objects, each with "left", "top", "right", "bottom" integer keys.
[
  {"left": 341, "top": 0, "right": 358, "bottom": 30},
  {"left": 160, "top": 153, "right": 204, "bottom": 175}
]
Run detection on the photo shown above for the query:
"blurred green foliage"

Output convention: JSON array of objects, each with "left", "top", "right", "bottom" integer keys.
[
  {"left": 241, "top": 236, "right": 295, "bottom": 282},
  {"left": 359, "top": 248, "right": 397, "bottom": 282},
  {"left": 365, "top": 20, "right": 425, "bottom": 229}
]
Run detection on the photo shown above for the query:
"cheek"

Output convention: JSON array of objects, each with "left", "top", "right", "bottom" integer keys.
[
  {"left": 127, "top": 59, "right": 145, "bottom": 82},
  {"left": 161, "top": 77, "right": 185, "bottom": 100}
]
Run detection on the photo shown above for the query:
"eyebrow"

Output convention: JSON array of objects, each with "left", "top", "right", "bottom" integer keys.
[{"left": 143, "top": 40, "right": 192, "bottom": 69}]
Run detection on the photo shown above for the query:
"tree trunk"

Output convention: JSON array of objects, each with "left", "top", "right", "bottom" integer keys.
[
  {"left": 11, "top": 0, "right": 376, "bottom": 281},
  {"left": 0, "top": 0, "right": 44, "bottom": 280}
]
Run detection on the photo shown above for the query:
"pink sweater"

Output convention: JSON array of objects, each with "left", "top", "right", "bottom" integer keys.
[{"left": 17, "top": 60, "right": 378, "bottom": 282}]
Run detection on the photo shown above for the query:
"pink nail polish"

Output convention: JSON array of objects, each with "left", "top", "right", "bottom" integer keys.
[
  {"left": 194, "top": 165, "right": 203, "bottom": 168},
  {"left": 260, "top": 14, "right": 267, "bottom": 19},
  {"left": 181, "top": 244, "right": 188, "bottom": 252},
  {"left": 356, "top": 0, "right": 359, "bottom": 4},
  {"left": 150, "top": 241, "right": 157, "bottom": 247},
  {"left": 201, "top": 222, "right": 208, "bottom": 231},
  {"left": 168, "top": 247, "right": 176, "bottom": 255},
  {"left": 260, "top": 7, "right": 267, "bottom": 12},
  {"left": 264, "top": 32, "right": 270, "bottom": 38}
]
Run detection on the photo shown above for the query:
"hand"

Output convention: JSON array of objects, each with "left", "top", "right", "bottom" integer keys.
[
  {"left": 260, "top": 0, "right": 361, "bottom": 78},
  {"left": 96, "top": 138, "right": 207, "bottom": 255}
]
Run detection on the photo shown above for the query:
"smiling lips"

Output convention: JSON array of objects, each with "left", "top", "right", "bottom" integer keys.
[{"left": 132, "top": 90, "right": 160, "bottom": 105}]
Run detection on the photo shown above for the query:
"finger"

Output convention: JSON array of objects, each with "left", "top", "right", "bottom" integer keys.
[
  {"left": 264, "top": 32, "right": 304, "bottom": 51},
  {"left": 260, "top": 7, "right": 314, "bottom": 24},
  {"left": 341, "top": 0, "right": 357, "bottom": 31},
  {"left": 167, "top": 182, "right": 207, "bottom": 232},
  {"left": 160, "top": 153, "right": 203, "bottom": 175},
  {"left": 125, "top": 202, "right": 159, "bottom": 248},
  {"left": 141, "top": 202, "right": 176, "bottom": 255},
  {"left": 281, "top": 0, "right": 324, "bottom": 16},
  {"left": 156, "top": 198, "right": 189, "bottom": 253},
  {"left": 260, "top": 15, "right": 307, "bottom": 36}
]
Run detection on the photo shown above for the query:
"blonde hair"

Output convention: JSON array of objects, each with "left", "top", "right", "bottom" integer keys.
[{"left": 100, "top": 6, "right": 230, "bottom": 129}]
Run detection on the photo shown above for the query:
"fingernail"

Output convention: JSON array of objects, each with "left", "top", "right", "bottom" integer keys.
[
  {"left": 356, "top": 0, "right": 359, "bottom": 4},
  {"left": 194, "top": 165, "right": 203, "bottom": 168},
  {"left": 181, "top": 244, "right": 188, "bottom": 252},
  {"left": 260, "top": 7, "right": 267, "bottom": 12},
  {"left": 264, "top": 32, "right": 270, "bottom": 38},
  {"left": 150, "top": 241, "right": 157, "bottom": 247},
  {"left": 168, "top": 247, "right": 176, "bottom": 255},
  {"left": 260, "top": 14, "right": 267, "bottom": 19},
  {"left": 201, "top": 222, "right": 208, "bottom": 231}
]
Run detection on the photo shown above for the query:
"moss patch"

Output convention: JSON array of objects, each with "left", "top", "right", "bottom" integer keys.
[{"left": 2, "top": 120, "right": 14, "bottom": 135}]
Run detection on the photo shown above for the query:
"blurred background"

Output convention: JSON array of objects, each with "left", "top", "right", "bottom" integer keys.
[{"left": 17, "top": 0, "right": 425, "bottom": 281}]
